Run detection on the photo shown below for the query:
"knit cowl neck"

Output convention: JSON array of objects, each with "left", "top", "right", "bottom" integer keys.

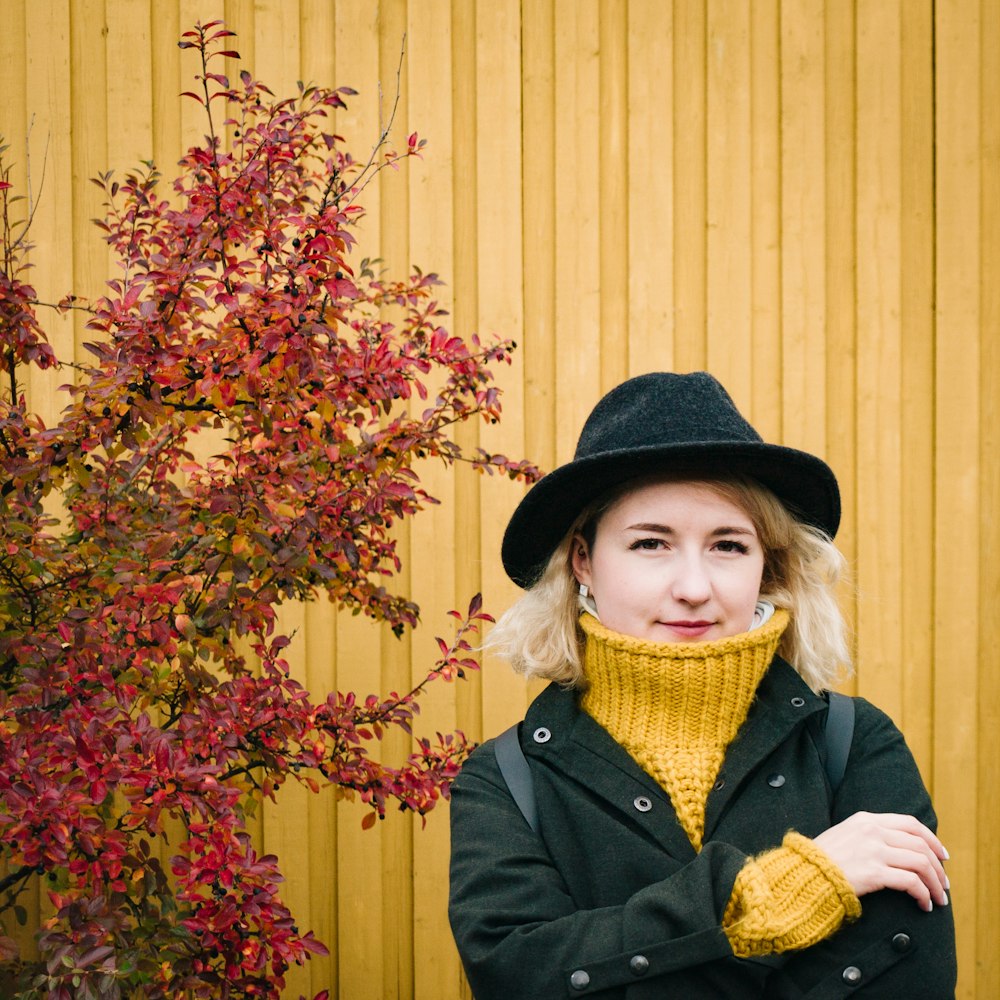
[{"left": 579, "top": 609, "right": 790, "bottom": 851}]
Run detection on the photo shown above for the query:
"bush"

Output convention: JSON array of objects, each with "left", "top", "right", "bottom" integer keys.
[{"left": 0, "top": 21, "right": 536, "bottom": 998}]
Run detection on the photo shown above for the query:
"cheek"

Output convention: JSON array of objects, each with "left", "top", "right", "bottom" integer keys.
[
  {"left": 727, "top": 559, "right": 765, "bottom": 607},
  {"left": 590, "top": 554, "right": 657, "bottom": 606}
]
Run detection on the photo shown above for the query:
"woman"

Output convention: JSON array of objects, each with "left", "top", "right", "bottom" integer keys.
[{"left": 448, "top": 372, "right": 956, "bottom": 998}]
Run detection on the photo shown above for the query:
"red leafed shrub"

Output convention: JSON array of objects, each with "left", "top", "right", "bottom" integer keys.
[{"left": 0, "top": 22, "right": 537, "bottom": 999}]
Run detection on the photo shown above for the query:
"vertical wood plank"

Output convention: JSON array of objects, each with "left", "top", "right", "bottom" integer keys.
[
  {"left": 598, "top": 0, "right": 628, "bottom": 391},
  {"left": 899, "top": 0, "right": 935, "bottom": 775},
  {"left": 448, "top": 9, "right": 482, "bottom": 995},
  {"left": 779, "top": 0, "right": 826, "bottom": 454},
  {"left": 626, "top": 0, "right": 674, "bottom": 375},
  {"left": 253, "top": 0, "right": 301, "bottom": 95},
  {"left": 70, "top": 0, "right": 109, "bottom": 359},
  {"left": 301, "top": 606, "right": 340, "bottom": 997},
  {"left": 330, "top": 6, "right": 386, "bottom": 994},
  {"left": 377, "top": 2, "right": 415, "bottom": 994},
  {"left": 521, "top": 0, "right": 557, "bottom": 470},
  {"left": 934, "top": 3, "right": 981, "bottom": 995},
  {"left": 748, "top": 0, "right": 782, "bottom": 440},
  {"left": 404, "top": 6, "right": 465, "bottom": 996},
  {"left": 296, "top": 97, "right": 342, "bottom": 953},
  {"left": 450, "top": 0, "right": 484, "bottom": 764},
  {"left": 264, "top": 601, "right": 315, "bottom": 1000},
  {"left": 820, "top": 0, "right": 855, "bottom": 664},
  {"left": 105, "top": 0, "right": 153, "bottom": 168},
  {"left": 671, "top": 0, "right": 706, "bottom": 371},
  {"left": 223, "top": 0, "right": 256, "bottom": 85},
  {"left": 22, "top": 1, "right": 75, "bottom": 425},
  {"left": 249, "top": 0, "right": 302, "bottom": 97},
  {"left": 300, "top": 0, "right": 337, "bottom": 86},
  {"left": 553, "top": 0, "right": 601, "bottom": 463},
  {"left": 976, "top": 4, "right": 1000, "bottom": 996},
  {"left": 151, "top": 0, "right": 181, "bottom": 183},
  {"left": 705, "top": 0, "right": 751, "bottom": 409},
  {"left": 476, "top": 0, "right": 528, "bottom": 738},
  {"left": 0, "top": 2, "right": 26, "bottom": 155},
  {"left": 854, "top": 0, "right": 903, "bottom": 719},
  {"left": 2, "top": 6, "right": 38, "bottom": 950}
]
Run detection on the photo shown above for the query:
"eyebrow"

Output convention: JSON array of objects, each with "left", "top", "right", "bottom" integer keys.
[{"left": 626, "top": 523, "right": 757, "bottom": 537}]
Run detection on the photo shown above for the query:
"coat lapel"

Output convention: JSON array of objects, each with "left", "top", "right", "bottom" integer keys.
[
  {"left": 702, "top": 658, "right": 826, "bottom": 839},
  {"left": 524, "top": 684, "right": 699, "bottom": 860}
]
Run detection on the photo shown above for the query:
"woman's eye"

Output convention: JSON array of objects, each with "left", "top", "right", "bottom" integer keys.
[
  {"left": 629, "top": 537, "right": 666, "bottom": 551},
  {"left": 714, "top": 539, "right": 751, "bottom": 555}
]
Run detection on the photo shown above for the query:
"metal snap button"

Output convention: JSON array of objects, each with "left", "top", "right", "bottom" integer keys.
[
  {"left": 629, "top": 954, "right": 649, "bottom": 975},
  {"left": 892, "top": 932, "right": 911, "bottom": 952},
  {"left": 532, "top": 727, "right": 551, "bottom": 744},
  {"left": 633, "top": 795, "right": 652, "bottom": 812},
  {"left": 713, "top": 778, "right": 725, "bottom": 791},
  {"left": 570, "top": 969, "right": 590, "bottom": 990},
  {"left": 767, "top": 773, "right": 786, "bottom": 788},
  {"left": 842, "top": 966, "right": 862, "bottom": 985},
  {"left": 790, "top": 696, "right": 806, "bottom": 708}
]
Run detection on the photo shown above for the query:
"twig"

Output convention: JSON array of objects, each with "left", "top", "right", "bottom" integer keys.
[{"left": 342, "top": 34, "right": 408, "bottom": 209}]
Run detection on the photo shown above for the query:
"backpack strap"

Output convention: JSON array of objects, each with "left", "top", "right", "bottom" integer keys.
[
  {"left": 823, "top": 691, "right": 855, "bottom": 795},
  {"left": 494, "top": 723, "right": 539, "bottom": 833}
]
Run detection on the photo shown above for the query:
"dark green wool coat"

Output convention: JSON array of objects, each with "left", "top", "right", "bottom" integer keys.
[{"left": 449, "top": 659, "right": 957, "bottom": 999}]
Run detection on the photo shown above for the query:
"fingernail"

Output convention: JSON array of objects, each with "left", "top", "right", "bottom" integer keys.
[
  {"left": 945, "top": 875, "right": 951, "bottom": 891},
  {"left": 942, "top": 893, "right": 950, "bottom": 906},
  {"left": 942, "top": 847, "right": 951, "bottom": 860},
  {"left": 925, "top": 900, "right": 934, "bottom": 913}
]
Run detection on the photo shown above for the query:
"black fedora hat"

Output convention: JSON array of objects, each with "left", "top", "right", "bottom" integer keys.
[{"left": 501, "top": 371, "right": 841, "bottom": 588}]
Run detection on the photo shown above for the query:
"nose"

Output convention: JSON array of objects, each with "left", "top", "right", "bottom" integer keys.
[{"left": 670, "top": 552, "right": 712, "bottom": 607}]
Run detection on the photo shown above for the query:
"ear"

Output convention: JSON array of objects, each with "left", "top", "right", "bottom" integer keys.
[{"left": 571, "top": 534, "right": 593, "bottom": 588}]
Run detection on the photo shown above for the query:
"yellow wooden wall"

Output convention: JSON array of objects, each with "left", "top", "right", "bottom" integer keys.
[{"left": 1, "top": 1, "right": 997, "bottom": 997}]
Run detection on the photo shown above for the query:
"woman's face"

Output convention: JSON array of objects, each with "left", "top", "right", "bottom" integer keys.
[{"left": 572, "top": 480, "right": 765, "bottom": 643}]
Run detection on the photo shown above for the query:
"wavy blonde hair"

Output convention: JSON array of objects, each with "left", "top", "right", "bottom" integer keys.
[{"left": 487, "top": 474, "right": 851, "bottom": 692}]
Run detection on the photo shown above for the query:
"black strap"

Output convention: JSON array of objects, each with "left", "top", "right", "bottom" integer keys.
[
  {"left": 494, "top": 693, "right": 856, "bottom": 835},
  {"left": 823, "top": 691, "right": 855, "bottom": 795},
  {"left": 494, "top": 724, "right": 539, "bottom": 833}
]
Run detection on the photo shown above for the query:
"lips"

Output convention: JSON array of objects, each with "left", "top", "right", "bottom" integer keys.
[{"left": 661, "top": 620, "right": 716, "bottom": 639}]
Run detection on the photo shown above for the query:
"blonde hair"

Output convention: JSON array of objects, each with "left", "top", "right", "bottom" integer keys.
[{"left": 487, "top": 475, "right": 851, "bottom": 692}]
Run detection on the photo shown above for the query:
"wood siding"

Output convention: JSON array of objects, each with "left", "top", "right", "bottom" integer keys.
[{"left": 1, "top": 2, "right": 996, "bottom": 996}]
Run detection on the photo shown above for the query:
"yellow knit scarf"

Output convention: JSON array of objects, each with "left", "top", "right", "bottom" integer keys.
[{"left": 579, "top": 609, "right": 790, "bottom": 851}]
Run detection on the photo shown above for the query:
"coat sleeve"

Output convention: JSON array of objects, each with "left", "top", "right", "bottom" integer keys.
[
  {"left": 448, "top": 740, "right": 754, "bottom": 1000},
  {"left": 773, "top": 697, "right": 958, "bottom": 1000}
]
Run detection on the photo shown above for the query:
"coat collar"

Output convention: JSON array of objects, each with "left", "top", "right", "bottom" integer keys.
[{"left": 522, "top": 657, "right": 827, "bottom": 859}]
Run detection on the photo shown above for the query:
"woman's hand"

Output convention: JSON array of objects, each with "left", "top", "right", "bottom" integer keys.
[{"left": 813, "top": 812, "right": 950, "bottom": 912}]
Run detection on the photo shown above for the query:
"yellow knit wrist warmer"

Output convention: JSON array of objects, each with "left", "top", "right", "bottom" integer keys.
[{"left": 723, "top": 832, "right": 862, "bottom": 958}]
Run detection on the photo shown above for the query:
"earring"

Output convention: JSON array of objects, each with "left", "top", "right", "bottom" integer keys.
[{"left": 579, "top": 584, "right": 589, "bottom": 598}]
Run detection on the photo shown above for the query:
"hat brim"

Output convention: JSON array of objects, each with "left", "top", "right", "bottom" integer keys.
[{"left": 501, "top": 442, "right": 841, "bottom": 588}]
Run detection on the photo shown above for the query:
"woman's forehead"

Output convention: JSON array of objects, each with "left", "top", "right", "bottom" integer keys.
[{"left": 601, "top": 478, "right": 757, "bottom": 525}]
